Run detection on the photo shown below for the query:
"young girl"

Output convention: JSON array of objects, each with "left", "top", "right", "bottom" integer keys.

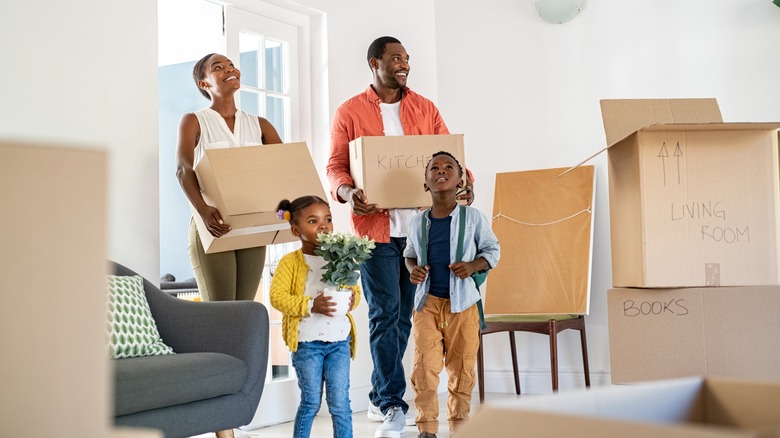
[{"left": 270, "top": 195, "right": 360, "bottom": 438}]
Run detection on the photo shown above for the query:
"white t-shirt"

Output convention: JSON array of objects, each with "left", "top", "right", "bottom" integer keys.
[
  {"left": 380, "top": 101, "right": 417, "bottom": 238},
  {"left": 298, "top": 254, "right": 351, "bottom": 343}
]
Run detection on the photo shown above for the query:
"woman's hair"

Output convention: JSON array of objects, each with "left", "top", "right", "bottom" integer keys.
[
  {"left": 192, "top": 53, "right": 217, "bottom": 101},
  {"left": 276, "top": 195, "right": 329, "bottom": 225},
  {"left": 425, "top": 151, "right": 464, "bottom": 178}
]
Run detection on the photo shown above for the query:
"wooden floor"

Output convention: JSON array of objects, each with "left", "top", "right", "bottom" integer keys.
[{"left": 188, "top": 392, "right": 520, "bottom": 438}]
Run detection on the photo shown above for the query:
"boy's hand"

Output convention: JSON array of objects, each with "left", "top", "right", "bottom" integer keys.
[
  {"left": 449, "top": 261, "right": 477, "bottom": 280},
  {"left": 409, "top": 265, "right": 430, "bottom": 285},
  {"left": 311, "top": 293, "right": 336, "bottom": 317}
]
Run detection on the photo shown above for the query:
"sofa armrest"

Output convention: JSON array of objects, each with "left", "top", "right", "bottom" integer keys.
[{"left": 109, "top": 261, "right": 270, "bottom": 397}]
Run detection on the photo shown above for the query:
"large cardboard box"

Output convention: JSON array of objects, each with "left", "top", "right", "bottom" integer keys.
[
  {"left": 607, "top": 286, "right": 780, "bottom": 384},
  {"left": 193, "top": 142, "right": 326, "bottom": 253},
  {"left": 485, "top": 165, "right": 595, "bottom": 314},
  {"left": 348, "top": 134, "right": 465, "bottom": 209},
  {"left": 578, "top": 98, "right": 780, "bottom": 287},
  {"left": 458, "top": 377, "right": 780, "bottom": 438}
]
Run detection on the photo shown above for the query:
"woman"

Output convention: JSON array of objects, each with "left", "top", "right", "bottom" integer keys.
[
  {"left": 177, "top": 52, "right": 282, "bottom": 302},
  {"left": 175, "top": 51, "right": 282, "bottom": 438}
]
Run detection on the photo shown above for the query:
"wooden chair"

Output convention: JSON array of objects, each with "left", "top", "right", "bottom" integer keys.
[{"left": 477, "top": 314, "right": 590, "bottom": 403}]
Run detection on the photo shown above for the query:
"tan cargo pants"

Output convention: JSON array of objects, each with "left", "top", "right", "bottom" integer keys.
[{"left": 411, "top": 296, "right": 480, "bottom": 434}]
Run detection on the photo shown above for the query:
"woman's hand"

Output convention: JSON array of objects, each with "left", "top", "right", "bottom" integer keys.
[{"left": 198, "top": 205, "right": 231, "bottom": 237}]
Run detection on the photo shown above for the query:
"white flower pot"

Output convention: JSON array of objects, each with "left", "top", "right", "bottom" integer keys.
[{"left": 323, "top": 287, "right": 352, "bottom": 317}]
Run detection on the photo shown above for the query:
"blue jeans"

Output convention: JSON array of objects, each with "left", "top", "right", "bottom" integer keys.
[
  {"left": 361, "top": 238, "right": 415, "bottom": 414},
  {"left": 292, "top": 339, "right": 352, "bottom": 438}
]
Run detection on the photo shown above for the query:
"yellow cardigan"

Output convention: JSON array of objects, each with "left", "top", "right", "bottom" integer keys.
[{"left": 269, "top": 249, "right": 361, "bottom": 359}]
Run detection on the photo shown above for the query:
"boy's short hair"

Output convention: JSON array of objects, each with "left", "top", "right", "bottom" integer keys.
[{"left": 425, "top": 151, "right": 464, "bottom": 178}]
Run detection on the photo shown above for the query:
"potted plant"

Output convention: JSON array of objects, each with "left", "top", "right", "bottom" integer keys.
[{"left": 315, "top": 232, "right": 375, "bottom": 315}]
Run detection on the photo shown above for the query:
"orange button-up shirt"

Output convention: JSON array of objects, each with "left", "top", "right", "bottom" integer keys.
[{"left": 326, "top": 85, "right": 450, "bottom": 243}]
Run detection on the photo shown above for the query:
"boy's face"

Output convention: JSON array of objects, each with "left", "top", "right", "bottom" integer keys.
[{"left": 424, "top": 154, "right": 463, "bottom": 194}]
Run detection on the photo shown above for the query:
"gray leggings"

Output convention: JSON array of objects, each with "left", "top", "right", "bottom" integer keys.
[{"left": 188, "top": 218, "right": 266, "bottom": 301}]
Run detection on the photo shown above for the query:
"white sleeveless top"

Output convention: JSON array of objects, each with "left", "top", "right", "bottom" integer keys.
[{"left": 192, "top": 108, "right": 265, "bottom": 166}]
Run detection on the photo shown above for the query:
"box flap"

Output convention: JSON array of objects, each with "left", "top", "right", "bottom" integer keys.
[
  {"left": 639, "top": 122, "right": 780, "bottom": 132},
  {"left": 601, "top": 98, "right": 723, "bottom": 146}
]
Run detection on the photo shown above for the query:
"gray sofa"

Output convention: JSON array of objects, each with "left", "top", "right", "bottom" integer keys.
[{"left": 110, "top": 261, "right": 269, "bottom": 438}]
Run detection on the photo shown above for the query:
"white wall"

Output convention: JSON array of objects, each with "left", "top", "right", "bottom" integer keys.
[
  {"left": 433, "top": 0, "right": 780, "bottom": 391},
  {"left": 0, "top": 0, "right": 160, "bottom": 280}
]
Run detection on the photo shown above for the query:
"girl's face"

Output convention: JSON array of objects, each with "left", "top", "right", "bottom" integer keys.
[{"left": 291, "top": 203, "right": 333, "bottom": 254}]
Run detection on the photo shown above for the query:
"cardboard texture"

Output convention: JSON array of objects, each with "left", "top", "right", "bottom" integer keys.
[
  {"left": 193, "top": 142, "right": 326, "bottom": 253},
  {"left": 457, "top": 377, "right": 780, "bottom": 438},
  {"left": 596, "top": 98, "right": 780, "bottom": 287},
  {"left": 1, "top": 143, "right": 111, "bottom": 436},
  {"left": 607, "top": 287, "right": 780, "bottom": 384},
  {"left": 348, "top": 134, "right": 465, "bottom": 209},
  {"left": 485, "top": 166, "right": 595, "bottom": 314}
]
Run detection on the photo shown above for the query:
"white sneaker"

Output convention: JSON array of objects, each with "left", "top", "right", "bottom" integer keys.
[
  {"left": 367, "top": 402, "right": 384, "bottom": 421},
  {"left": 375, "top": 406, "right": 406, "bottom": 438},
  {"left": 368, "top": 402, "right": 417, "bottom": 426}
]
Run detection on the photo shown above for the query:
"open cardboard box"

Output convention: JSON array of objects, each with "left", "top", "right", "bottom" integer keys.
[
  {"left": 458, "top": 377, "right": 780, "bottom": 438},
  {"left": 607, "top": 286, "right": 780, "bottom": 384},
  {"left": 349, "top": 134, "right": 465, "bottom": 209},
  {"left": 567, "top": 98, "right": 780, "bottom": 288},
  {"left": 193, "top": 142, "right": 326, "bottom": 253}
]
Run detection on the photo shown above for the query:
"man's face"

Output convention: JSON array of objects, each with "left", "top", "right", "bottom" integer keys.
[{"left": 373, "top": 43, "right": 410, "bottom": 89}]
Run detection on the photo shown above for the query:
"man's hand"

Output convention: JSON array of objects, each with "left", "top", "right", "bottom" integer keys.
[{"left": 338, "top": 184, "right": 380, "bottom": 216}]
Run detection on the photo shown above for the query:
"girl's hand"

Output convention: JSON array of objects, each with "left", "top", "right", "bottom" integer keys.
[
  {"left": 311, "top": 293, "right": 336, "bottom": 317},
  {"left": 449, "top": 261, "right": 476, "bottom": 280},
  {"left": 198, "top": 205, "right": 231, "bottom": 237},
  {"left": 349, "top": 288, "right": 356, "bottom": 311},
  {"left": 409, "top": 265, "right": 429, "bottom": 285}
]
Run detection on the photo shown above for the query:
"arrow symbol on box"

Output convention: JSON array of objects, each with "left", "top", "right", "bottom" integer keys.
[
  {"left": 658, "top": 142, "right": 668, "bottom": 187},
  {"left": 674, "top": 142, "right": 683, "bottom": 185}
]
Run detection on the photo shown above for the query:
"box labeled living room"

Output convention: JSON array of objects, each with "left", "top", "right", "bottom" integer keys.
[{"left": 579, "top": 98, "right": 780, "bottom": 288}]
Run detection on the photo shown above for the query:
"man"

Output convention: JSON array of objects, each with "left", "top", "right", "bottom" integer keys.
[{"left": 326, "top": 36, "right": 472, "bottom": 438}]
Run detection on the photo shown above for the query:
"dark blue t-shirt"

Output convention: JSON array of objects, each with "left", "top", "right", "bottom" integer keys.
[{"left": 427, "top": 215, "right": 452, "bottom": 299}]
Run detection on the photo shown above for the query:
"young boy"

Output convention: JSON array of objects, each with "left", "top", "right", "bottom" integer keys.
[{"left": 403, "top": 151, "right": 500, "bottom": 438}]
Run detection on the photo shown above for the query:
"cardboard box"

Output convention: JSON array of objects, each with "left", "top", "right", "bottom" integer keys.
[
  {"left": 485, "top": 165, "right": 595, "bottom": 314},
  {"left": 193, "top": 142, "right": 326, "bottom": 253},
  {"left": 457, "top": 377, "right": 780, "bottom": 438},
  {"left": 607, "top": 286, "right": 780, "bottom": 384},
  {"left": 349, "top": 134, "right": 465, "bottom": 209},
  {"left": 576, "top": 98, "right": 780, "bottom": 287}
]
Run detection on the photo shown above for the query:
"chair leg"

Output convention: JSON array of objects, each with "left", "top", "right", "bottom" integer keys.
[
  {"left": 549, "top": 320, "right": 559, "bottom": 392},
  {"left": 509, "top": 331, "right": 521, "bottom": 395},
  {"left": 478, "top": 332, "right": 485, "bottom": 403},
  {"left": 579, "top": 318, "right": 591, "bottom": 388}
]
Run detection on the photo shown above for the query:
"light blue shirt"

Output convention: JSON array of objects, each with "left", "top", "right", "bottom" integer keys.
[{"left": 404, "top": 205, "right": 501, "bottom": 313}]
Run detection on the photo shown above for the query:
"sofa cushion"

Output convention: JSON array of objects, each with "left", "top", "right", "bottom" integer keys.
[
  {"left": 114, "top": 352, "right": 248, "bottom": 416},
  {"left": 107, "top": 275, "right": 175, "bottom": 358}
]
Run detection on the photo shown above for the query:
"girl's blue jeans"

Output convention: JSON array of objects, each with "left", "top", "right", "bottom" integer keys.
[{"left": 292, "top": 339, "right": 352, "bottom": 438}]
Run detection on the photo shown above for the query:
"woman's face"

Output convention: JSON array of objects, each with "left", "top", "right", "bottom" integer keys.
[{"left": 198, "top": 54, "right": 241, "bottom": 98}]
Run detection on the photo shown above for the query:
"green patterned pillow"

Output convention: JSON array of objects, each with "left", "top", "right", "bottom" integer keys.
[{"left": 107, "top": 275, "right": 175, "bottom": 358}]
